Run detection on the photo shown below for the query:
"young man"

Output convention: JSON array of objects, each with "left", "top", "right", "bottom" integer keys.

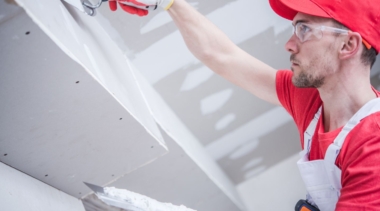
[{"left": 110, "top": 0, "right": 380, "bottom": 210}]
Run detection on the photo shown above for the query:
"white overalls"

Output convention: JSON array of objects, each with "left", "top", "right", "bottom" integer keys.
[{"left": 297, "top": 98, "right": 380, "bottom": 211}]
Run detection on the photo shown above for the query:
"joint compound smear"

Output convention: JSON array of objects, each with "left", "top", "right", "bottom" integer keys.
[{"left": 103, "top": 187, "right": 197, "bottom": 211}]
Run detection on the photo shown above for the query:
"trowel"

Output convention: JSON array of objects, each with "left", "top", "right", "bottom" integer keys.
[{"left": 62, "top": 0, "right": 157, "bottom": 16}]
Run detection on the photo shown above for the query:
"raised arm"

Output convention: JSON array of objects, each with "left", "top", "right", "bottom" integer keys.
[
  {"left": 167, "top": 0, "right": 280, "bottom": 105},
  {"left": 111, "top": 0, "right": 281, "bottom": 105}
]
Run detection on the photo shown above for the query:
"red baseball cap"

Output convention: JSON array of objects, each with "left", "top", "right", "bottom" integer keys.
[{"left": 269, "top": 0, "right": 380, "bottom": 52}]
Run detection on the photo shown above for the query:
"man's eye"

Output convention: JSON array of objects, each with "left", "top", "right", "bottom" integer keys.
[{"left": 299, "top": 24, "right": 310, "bottom": 33}]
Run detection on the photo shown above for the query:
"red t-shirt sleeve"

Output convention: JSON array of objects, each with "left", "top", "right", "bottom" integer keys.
[{"left": 275, "top": 70, "right": 322, "bottom": 148}]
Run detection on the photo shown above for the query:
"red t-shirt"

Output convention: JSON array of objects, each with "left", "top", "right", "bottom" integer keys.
[{"left": 276, "top": 70, "right": 380, "bottom": 210}]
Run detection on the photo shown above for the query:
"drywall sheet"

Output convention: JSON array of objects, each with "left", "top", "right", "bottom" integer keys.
[
  {"left": 0, "top": 1, "right": 167, "bottom": 198},
  {"left": 12, "top": 1, "right": 245, "bottom": 209},
  {"left": 0, "top": 162, "right": 85, "bottom": 211},
  {"left": 14, "top": 0, "right": 165, "bottom": 147}
]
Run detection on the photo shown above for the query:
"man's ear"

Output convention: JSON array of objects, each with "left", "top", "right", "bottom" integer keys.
[{"left": 339, "top": 31, "right": 361, "bottom": 60}]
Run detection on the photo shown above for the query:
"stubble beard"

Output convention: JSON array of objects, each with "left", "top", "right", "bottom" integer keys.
[
  {"left": 290, "top": 55, "right": 325, "bottom": 88},
  {"left": 291, "top": 68, "right": 324, "bottom": 88}
]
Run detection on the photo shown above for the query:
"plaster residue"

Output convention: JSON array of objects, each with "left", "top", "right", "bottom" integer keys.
[
  {"left": 180, "top": 66, "right": 214, "bottom": 91},
  {"left": 242, "top": 157, "right": 263, "bottom": 171},
  {"left": 215, "top": 113, "right": 236, "bottom": 131},
  {"left": 229, "top": 139, "right": 259, "bottom": 160},
  {"left": 200, "top": 89, "right": 233, "bottom": 115},
  {"left": 244, "top": 166, "right": 266, "bottom": 179},
  {"left": 205, "top": 107, "right": 292, "bottom": 160},
  {"left": 103, "top": 187, "right": 196, "bottom": 211}
]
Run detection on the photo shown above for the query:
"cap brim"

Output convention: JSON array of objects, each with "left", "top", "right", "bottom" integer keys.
[{"left": 269, "top": 0, "right": 331, "bottom": 21}]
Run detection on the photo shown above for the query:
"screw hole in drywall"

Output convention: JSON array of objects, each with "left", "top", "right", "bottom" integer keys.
[
  {"left": 4, "top": 154, "right": 7, "bottom": 156},
  {"left": 76, "top": 81, "right": 80, "bottom": 84},
  {"left": 151, "top": 146, "right": 154, "bottom": 148},
  {"left": 79, "top": 192, "right": 81, "bottom": 195},
  {"left": 25, "top": 31, "right": 30, "bottom": 35},
  {"left": 119, "top": 118, "right": 122, "bottom": 120},
  {"left": 112, "top": 174, "right": 114, "bottom": 177},
  {"left": 45, "top": 174, "right": 48, "bottom": 177}
]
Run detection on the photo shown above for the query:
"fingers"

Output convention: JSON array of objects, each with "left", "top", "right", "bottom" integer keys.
[
  {"left": 118, "top": 3, "right": 149, "bottom": 16},
  {"left": 109, "top": 0, "right": 117, "bottom": 11}
]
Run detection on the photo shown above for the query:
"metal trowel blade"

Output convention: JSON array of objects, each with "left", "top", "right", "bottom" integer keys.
[{"left": 84, "top": 182, "right": 106, "bottom": 194}]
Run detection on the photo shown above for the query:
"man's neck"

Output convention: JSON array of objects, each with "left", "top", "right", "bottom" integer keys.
[{"left": 318, "top": 67, "right": 376, "bottom": 132}]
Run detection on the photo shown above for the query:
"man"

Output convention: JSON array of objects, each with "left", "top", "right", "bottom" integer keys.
[{"left": 109, "top": 0, "right": 380, "bottom": 210}]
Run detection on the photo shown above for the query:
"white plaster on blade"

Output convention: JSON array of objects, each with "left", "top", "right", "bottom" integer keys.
[
  {"left": 200, "top": 89, "right": 233, "bottom": 115},
  {"left": 244, "top": 166, "right": 266, "bottom": 179},
  {"left": 229, "top": 139, "right": 259, "bottom": 160},
  {"left": 180, "top": 66, "right": 214, "bottom": 91},
  {"left": 98, "top": 187, "right": 196, "bottom": 211},
  {"left": 215, "top": 113, "right": 236, "bottom": 131},
  {"left": 206, "top": 106, "right": 292, "bottom": 160},
  {"left": 242, "top": 157, "right": 263, "bottom": 171},
  {"left": 141, "top": 11, "right": 172, "bottom": 34}
]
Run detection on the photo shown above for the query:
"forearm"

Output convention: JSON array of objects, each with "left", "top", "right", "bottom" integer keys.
[{"left": 167, "top": 0, "right": 237, "bottom": 73}]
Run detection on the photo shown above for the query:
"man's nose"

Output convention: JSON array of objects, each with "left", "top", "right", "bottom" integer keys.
[{"left": 285, "top": 34, "right": 298, "bottom": 54}]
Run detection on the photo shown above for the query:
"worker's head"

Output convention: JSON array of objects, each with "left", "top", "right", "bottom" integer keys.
[{"left": 270, "top": 0, "right": 379, "bottom": 88}]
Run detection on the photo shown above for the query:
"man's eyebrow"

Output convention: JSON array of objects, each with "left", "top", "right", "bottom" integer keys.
[{"left": 292, "top": 19, "right": 308, "bottom": 26}]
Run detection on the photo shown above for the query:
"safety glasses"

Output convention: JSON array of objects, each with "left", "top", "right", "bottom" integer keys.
[{"left": 293, "top": 22, "right": 349, "bottom": 43}]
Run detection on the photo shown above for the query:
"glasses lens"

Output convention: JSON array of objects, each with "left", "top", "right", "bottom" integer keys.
[{"left": 297, "top": 23, "right": 311, "bottom": 42}]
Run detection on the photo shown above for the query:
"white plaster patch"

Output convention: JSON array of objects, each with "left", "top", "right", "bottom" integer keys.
[
  {"left": 180, "top": 66, "right": 214, "bottom": 91},
  {"left": 244, "top": 166, "right": 266, "bottom": 179},
  {"left": 141, "top": 11, "right": 172, "bottom": 34},
  {"left": 215, "top": 113, "right": 236, "bottom": 131},
  {"left": 229, "top": 139, "right": 259, "bottom": 160},
  {"left": 242, "top": 157, "right": 263, "bottom": 171},
  {"left": 206, "top": 107, "right": 292, "bottom": 160},
  {"left": 200, "top": 89, "right": 233, "bottom": 115}
]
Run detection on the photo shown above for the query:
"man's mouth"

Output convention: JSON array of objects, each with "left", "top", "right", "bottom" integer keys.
[{"left": 291, "top": 61, "right": 299, "bottom": 66}]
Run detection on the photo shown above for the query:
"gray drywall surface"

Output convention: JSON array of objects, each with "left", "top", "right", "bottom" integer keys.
[
  {"left": 0, "top": 1, "right": 167, "bottom": 198},
  {"left": 0, "top": 162, "right": 86, "bottom": 211}
]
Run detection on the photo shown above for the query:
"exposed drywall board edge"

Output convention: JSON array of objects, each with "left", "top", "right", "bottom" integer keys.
[
  {"left": 0, "top": 162, "right": 86, "bottom": 211},
  {"left": 14, "top": 0, "right": 167, "bottom": 150},
  {"left": 129, "top": 63, "right": 247, "bottom": 211},
  {"left": 236, "top": 153, "right": 306, "bottom": 211}
]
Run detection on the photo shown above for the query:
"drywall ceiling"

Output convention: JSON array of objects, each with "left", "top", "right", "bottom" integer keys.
[
  {"left": 3, "top": 1, "right": 380, "bottom": 209},
  {"left": 95, "top": 0, "right": 302, "bottom": 184}
]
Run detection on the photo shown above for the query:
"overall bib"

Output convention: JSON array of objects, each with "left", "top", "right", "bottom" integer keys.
[{"left": 297, "top": 98, "right": 380, "bottom": 211}]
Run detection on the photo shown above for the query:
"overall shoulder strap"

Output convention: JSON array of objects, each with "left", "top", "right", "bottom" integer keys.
[
  {"left": 303, "top": 107, "right": 322, "bottom": 154},
  {"left": 324, "top": 98, "right": 380, "bottom": 190}
]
